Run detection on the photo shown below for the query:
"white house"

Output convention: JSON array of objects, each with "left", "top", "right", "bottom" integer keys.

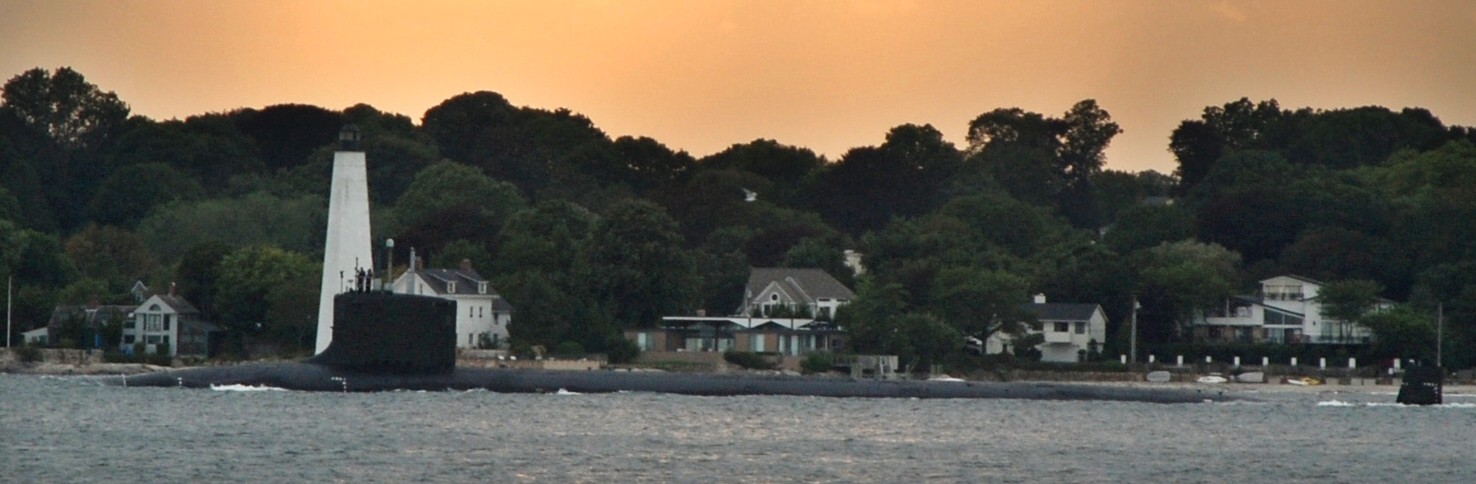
[
  {"left": 22, "top": 327, "right": 50, "bottom": 346},
  {"left": 126, "top": 293, "right": 217, "bottom": 357},
  {"left": 631, "top": 267, "right": 855, "bottom": 356},
  {"left": 390, "top": 256, "right": 512, "bottom": 349},
  {"left": 1196, "top": 275, "right": 1379, "bottom": 344},
  {"left": 738, "top": 267, "right": 856, "bottom": 321},
  {"left": 986, "top": 295, "right": 1108, "bottom": 363}
]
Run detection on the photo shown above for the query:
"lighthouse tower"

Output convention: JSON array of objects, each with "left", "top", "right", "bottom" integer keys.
[{"left": 315, "top": 125, "right": 375, "bottom": 354}]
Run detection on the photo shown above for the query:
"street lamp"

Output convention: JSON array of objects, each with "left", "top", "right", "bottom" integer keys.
[{"left": 385, "top": 239, "right": 395, "bottom": 291}]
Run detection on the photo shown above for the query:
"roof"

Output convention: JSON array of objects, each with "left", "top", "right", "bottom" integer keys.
[
  {"left": 1020, "top": 303, "right": 1101, "bottom": 321},
  {"left": 414, "top": 268, "right": 493, "bottom": 296},
  {"left": 47, "top": 304, "right": 137, "bottom": 327},
  {"left": 152, "top": 294, "right": 199, "bottom": 314},
  {"left": 746, "top": 268, "right": 855, "bottom": 302},
  {"left": 1261, "top": 274, "right": 1324, "bottom": 286}
]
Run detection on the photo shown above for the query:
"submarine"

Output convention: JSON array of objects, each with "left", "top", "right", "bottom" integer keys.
[{"left": 110, "top": 292, "right": 1240, "bottom": 403}]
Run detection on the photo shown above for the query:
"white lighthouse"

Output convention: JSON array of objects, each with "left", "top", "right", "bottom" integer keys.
[{"left": 315, "top": 125, "right": 375, "bottom": 354}]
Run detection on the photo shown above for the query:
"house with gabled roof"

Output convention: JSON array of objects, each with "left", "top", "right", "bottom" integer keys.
[
  {"left": 390, "top": 255, "right": 512, "bottom": 349},
  {"left": 44, "top": 299, "right": 136, "bottom": 350},
  {"left": 127, "top": 291, "right": 219, "bottom": 357},
  {"left": 985, "top": 294, "right": 1108, "bottom": 363},
  {"left": 629, "top": 267, "right": 854, "bottom": 357}
]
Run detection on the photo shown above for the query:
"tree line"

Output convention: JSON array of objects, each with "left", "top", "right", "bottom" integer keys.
[{"left": 2, "top": 67, "right": 1474, "bottom": 367}]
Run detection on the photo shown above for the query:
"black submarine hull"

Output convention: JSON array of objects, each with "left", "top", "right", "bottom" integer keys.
[{"left": 108, "top": 364, "right": 1240, "bottom": 403}]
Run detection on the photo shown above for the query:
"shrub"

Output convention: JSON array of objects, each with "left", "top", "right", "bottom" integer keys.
[
  {"left": 16, "top": 345, "right": 42, "bottom": 363},
  {"left": 605, "top": 336, "right": 641, "bottom": 364},
  {"left": 553, "top": 341, "right": 585, "bottom": 358},
  {"left": 724, "top": 350, "right": 776, "bottom": 370},
  {"left": 800, "top": 352, "right": 834, "bottom": 374}
]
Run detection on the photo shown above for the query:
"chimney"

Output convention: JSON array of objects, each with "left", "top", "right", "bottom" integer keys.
[
  {"left": 459, "top": 258, "right": 473, "bottom": 272},
  {"left": 408, "top": 248, "right": 417, "bottom": 272},
  {"left": 1033, "top": 293, "right": 1046, "bottom": 304},
  {"left": 170, "top": 282, "right": 177, "bottom": 297}
]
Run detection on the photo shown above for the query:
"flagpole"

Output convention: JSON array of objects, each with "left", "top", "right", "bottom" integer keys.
[
  {"left": 6, "top": 275, "right": 12, "bottom": 349},
  {"left": 1437, "top": 302, "right": 1443, "bottom": 368}
]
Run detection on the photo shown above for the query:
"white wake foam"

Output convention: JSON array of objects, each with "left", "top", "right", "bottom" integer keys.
[{"left": 210, "top": 384, "right": 287, "bottom": 392}]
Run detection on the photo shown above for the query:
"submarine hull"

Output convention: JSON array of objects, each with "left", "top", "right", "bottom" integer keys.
[{"left": 111, "top": 364, "right": 1239, "bottom": 403}]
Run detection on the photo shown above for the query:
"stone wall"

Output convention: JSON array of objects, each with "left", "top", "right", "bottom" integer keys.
[{"left": 0, "top": 348, "right": 107, "bottom": 365}]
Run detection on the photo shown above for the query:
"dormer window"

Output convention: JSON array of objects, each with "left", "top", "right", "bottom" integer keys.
[
  {"left": 478, "top": 282, "right": 488, "bottom": 294},
  {"left": 447, "top": 282, "right": 457, "bottom": 293}
]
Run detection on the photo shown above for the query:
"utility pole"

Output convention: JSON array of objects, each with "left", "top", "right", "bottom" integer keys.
[
  {"left": 1437, "top": 302, "right": 1443, "bottom": 368},
  {"left": 6, "top": 275, "right": 12, "bottom": 348},
  {"left": 1130, "top": 296, "right": 1139, "bottom": 365}
]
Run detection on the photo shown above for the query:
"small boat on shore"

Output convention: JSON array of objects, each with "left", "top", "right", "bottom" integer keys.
[
  {"left": 1284, "top": 376, "right": 1322, "bottom": 386},
  {"left": 1197, "top": 374, "right": 1228, "bottom": 384}
]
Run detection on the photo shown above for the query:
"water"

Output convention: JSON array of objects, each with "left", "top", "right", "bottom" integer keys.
[{"left": 3, "top": 374, "right": 1474, "bottom": 483}]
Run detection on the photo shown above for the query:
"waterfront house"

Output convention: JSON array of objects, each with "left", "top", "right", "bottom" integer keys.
[
  {"left": 128, "top": 293, "right": 218, "bottom": 358},
  {"left": 389, "top": 256, "right": 513, "bottom": 349},
  {"left": 986, "top": 294, "right": 1108, "bottom": 363},
  {"left": 44, "top": 300, "right": 136, "bottom": 350},
  {"left": 628, "top": 267, "right": 854, "bottom": 357},
  {"left": 1194, "top": 275, "right": 1380, "bottom": 345}
]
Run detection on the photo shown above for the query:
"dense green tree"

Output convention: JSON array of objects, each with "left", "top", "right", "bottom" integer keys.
[
  {"left": 1319, "top": 279, "right": 1383, "bottom": 343},
  {"left": 392, "top": 161, "right": 526, "bottom": 254},
  {"left": 231, "top": 104, "right": 343, "bottom": 171},
  {"left": 63, "top": 225, "right": 161, "bottom": 292},
  {"left": 494, "top": 200, "right": 595, "bottom": 276},
  {"left": 136, "top": 192, "right": 326, "bottom": 263},
  {"left": 1360, "top": 305, "right": 1437, "bottom": 362},
  {"left": 928, "top": 267, "right": 1035, "bottom": 342},
  {"left": 106, "top": 116, "right": 264, "bottom": 192},
  {"left": 659, "top": 168, "right": 772, "bottom": 243},
  {"left": 605, "top": 135, "right": 695, "bottom": 195},
  {"left": 783, "top": 237, "right": 854, "bottom": 288},
  {"left": 214, "top": 246, "right": 315, "bottom": 336},
  {"left": 1, "top": 67, "right": 131, "bottom": 230},
  {"left": 1104, "top": 204, "right": 1194, "bottom": 255},
  {"left": 1134, "top": 241, "right": 1241, "bottom": 342},
  {"left": 583, "top": 200, "right": 699, "bottom": 328},
  {"left": 812, "top": 124, "right": 962, "bottom": 236},
  {"left": 430, "top": 239, "right": 494, "bottom": 275},
  {"left": 87, "top": 163, "right": 205, "bottom": 228},
  {"left": 1, "top": 67, "right": 129, "bottom": 152},
  {"left": 263, "top": 267, "right": 321, "bottom": 351},
  {"left": 699, "top": 139, "right": 823, "bottom": 202},
  {"left": 174, "top": 241, "right": 232, "bottom": 321},
  {"left": 1278, "top": 228, "right": 1406, "bottom": 293}
]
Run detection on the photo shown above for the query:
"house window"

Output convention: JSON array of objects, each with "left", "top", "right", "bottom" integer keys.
[
  {"left": 1074, "top": 322, "right": 1085, "bottom": 334},
  {"left": 1054, "top": 322, "right": 1069, "bottom": 333},
  {"left": 124, "top": 335, "right": 135, "bottom": 344},
  {"left": 770, "top": 294, "right": 779, "bottom": 302},
  {"left": 143, "top": 313, "right": 163, "bottom": 331},
  {"left": 478, "top": 282, "right": 488, "bottom": 294},
  {"left": 448, "top": 282, "right": 457, "bottom": 293},
  {"left": 469, "top": 306, "right": 474, "bottom": 318},
  {"left": 164, "top": 315, "right": 171, "bottom": 331}
]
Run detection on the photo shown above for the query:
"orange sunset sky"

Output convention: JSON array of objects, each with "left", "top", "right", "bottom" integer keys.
[{"left": 3, "top": 0, "right": 1474, "bottom": 173}]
